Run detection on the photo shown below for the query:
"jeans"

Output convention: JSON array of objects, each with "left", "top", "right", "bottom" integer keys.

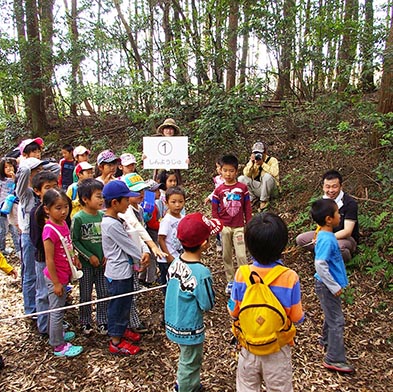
[
  {"left": 106, "top": 276, "right": 133, "bottom": 338},
  {"left": 35, "top": 261, "right": 49, "bottom": 334},
  {"left": 45, "top": 275, "right": 67, "bottom": 347},
  {"left": 177, "top": 343, "right": 204, "bottom": 392},
  {"left": 0, "top": 215, "right": 20, "bottom": 252},
  {"left": 315, "top": 279, "right": 346, "bottom": 363},
  {"left": 21, "top": 233, "right": 37, "bottom": 314}
]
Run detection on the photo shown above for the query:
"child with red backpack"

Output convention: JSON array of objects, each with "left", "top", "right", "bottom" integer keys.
[{"left": 228, "top": 212, "right": 304, "bottom": 392}]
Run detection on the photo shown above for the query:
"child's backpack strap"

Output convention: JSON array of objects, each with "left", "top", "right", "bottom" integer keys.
[
  {"left": 263, "top": 265, "right": 288, "bottom": 286},
  {"left": 239, "top": 265, "right": 254, "bottom": 286},
  {"left": 239, "top": 264, "right": 288, "bottom": 287}
]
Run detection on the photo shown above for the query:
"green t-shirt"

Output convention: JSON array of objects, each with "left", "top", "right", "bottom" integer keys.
[{"left": 71, "top": 209, "right": 105, "bottom": 268}]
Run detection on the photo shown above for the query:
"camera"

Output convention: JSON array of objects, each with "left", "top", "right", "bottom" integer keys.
[{"left": 254, "top": 152, "right": 263, "bottom": 161}]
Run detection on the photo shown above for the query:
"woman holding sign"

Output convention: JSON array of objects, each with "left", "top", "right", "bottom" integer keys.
[{"left": 149, "top": 118, "right": 188, "bottom": 185}]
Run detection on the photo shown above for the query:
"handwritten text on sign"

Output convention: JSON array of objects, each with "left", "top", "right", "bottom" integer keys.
[{"left": 143, "top": 136, "right": 188, "bottom": 170}]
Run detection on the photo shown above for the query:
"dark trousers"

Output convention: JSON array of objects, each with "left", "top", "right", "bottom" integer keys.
[
  {"left": 315, "top": 279, "right": 346, "bottom": 363},
  {"left": 106, "top": 276, "right": 133, "bottom": 338}
]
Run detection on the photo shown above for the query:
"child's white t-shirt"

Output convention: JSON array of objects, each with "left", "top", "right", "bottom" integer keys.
[{"left": 157, "top": 213, "right": 183, "bottom": 263}]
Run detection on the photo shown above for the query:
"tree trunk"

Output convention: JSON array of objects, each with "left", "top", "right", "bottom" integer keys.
[
  {"left": 113, "top": 0, "right": 146, "bottom": 78},
  {"left": 25, "top": 0, "right": 48, "bottom": 134},
  {"left": 173, "top": 8, "right": 189, "bottom": 85},
  {"left": 1, "top": 88, "right": 17, "bottom": 115},
  {"left": 161, "top": 0, "right": 172, "bottom": 83},
  {"left": 239, "top": 2, "right": 250, "bottom": 88},
  {"left": 296, "top": 0, "right": 311, "bottom": 99},
  {"left": 314, "top": 0, "right": 325, "bottom": 93},
  {"left": 211, "top": 1, "right": 224, "bottom": 84},
  {"left": 171, "top": 0, "right": 209, "bottom": 85},
  {"left": 63, "top": 0, "right": 80, "bottom": 115},
  {"left": 378, "top": 8, "right": 393, "bottom": 114},
  {"left": 336, "top": 0, "right": 359, "bottom": 92},
  {"left": 226, "top": 1, "right": 239, "bottom": 91},
  {"left": 360, "top": 0, "right": 375, "bottom": 92},
  {"left": 39, "top": 0, "right": 55, "bottom": 119},
  {"left": 273, "top": 0, "right": 295, "bottom": 100},
  {"left": 14, "top": 0, "right": 30, "bottom": 121}
]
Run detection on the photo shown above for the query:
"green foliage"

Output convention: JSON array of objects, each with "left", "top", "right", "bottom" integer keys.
[
  {"left": 348, "top": 209, "right": 393, "bottom": 290},
  {"left": 288, "top": 195, "right": 320, "bottom": 232},
  {"left": 310, "top": 137, "right": 354, "bottom": 156},
  {"left": 190, "top": 84, "right": 262, "bottom": 158},
  {"left": 343, "top": 286, "right": 355, "bottom": 305},
  {"left": 337, "top": 121, "right": 351, "bottom": 132},
  {"left": 280, "top": 171, "right": 310, "bottom": 195}
]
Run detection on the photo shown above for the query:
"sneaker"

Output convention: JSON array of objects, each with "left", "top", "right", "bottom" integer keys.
[
  {"left": 82, "top": 324, "right": 93, "bottom": 335},
  {"left": 64, "top": 331, "right": 75, "bottom": 342},
  {"left": 123, "top": 328, "right": 141, "bottom": 342},
  {"left": 54, "top": 342, "right": 83, "bottom": 357},
  {"left": 131, "top": 323, "right": 149, "bottom": 334},
  {"left": 63, "top": 321, "right": 70, "bottom": 331},
  {"left": 109, "top": 339, "right": 140, "bottom": 355},
  {"left": 174, "top": 382, "right": 203, "bottom": 391},
  {"left": 323, "top": 360, "right": 355, "bottom": 373},
  {"left": 98, "top": 324, "right": 108, "bottom": 335},
  {"left": 225, "top": 281, "right": 233, "bottom": 295}
]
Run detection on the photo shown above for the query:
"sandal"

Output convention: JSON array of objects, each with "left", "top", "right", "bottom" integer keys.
[{"left": 64, "top": 331, "right": 75, "bottom": 342}]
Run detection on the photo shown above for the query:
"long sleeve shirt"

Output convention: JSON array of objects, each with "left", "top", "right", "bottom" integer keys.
[
  {"left": 101, "top": 215, "right": 142, "bottom": 280},
  {"left": 212, "top": 182, "right": 252, "bottom": 227},
  {"left": 314, "top": 230, "right": 348, "bottom": 295},
  {"left": 165, "top": 256, "right": 215, "bottom": 345},
  {"left": 228, "top": 259, "right": 304, "bottom": 325},
  {"left": 243, "top": 156, "right": 280, "bottom": 186}
]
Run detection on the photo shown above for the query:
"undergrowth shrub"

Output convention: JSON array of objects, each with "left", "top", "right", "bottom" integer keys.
[
  {"left": 347, "top": 121, "right": 393, "bottom": 290},
  {"left": 190, "top": 84, "right": 263, "bottom": 158}
]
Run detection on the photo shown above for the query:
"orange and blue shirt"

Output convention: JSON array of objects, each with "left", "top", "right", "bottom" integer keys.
[{"left": 228, "top": 259, "right": 304, "bottom": 330}]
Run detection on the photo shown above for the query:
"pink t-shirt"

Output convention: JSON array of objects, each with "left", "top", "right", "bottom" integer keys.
[{"left": 43, "top": 221, "right": 72, "bottom": 285}]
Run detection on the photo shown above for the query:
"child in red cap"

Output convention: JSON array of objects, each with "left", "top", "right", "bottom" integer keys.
[{"left": 164, "top": 212, "right": 222, "bottom": 392}]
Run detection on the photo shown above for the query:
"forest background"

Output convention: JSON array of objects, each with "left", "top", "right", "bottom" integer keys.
[
  {"left": 0, "top": 0, "right": 392, "bottom": 273},
  {"left": 0, "top": 0, "right": 392, "bottom": 291},
  {"left": 0, "top": 0, "right": 392, "bottom": 390}
]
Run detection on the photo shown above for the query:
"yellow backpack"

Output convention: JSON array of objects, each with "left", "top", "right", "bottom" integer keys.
[{"left": 232, "top": 265, "right": 296, "bottom": 356}]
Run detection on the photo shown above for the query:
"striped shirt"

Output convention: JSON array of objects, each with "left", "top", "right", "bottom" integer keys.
[{"left": 228, "top": 259, "right": 304, "bottom": 327}]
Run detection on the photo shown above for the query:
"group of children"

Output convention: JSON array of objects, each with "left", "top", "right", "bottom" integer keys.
[{"left": 0, "top": 134, "right": 355, "bottom": 391}]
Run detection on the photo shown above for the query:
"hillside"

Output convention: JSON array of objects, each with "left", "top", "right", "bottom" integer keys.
[{"left": 0, "top": 96, "right": 392, "bottom": 391}]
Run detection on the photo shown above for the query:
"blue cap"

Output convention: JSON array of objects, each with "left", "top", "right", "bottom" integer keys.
[{"left": 102, "top": 180, "right": 140, "bottom": 200}]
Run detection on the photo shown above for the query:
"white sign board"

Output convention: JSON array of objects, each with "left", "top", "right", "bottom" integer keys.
[{"left": 143, "top": 136, "right": 189, "bottom": 170}]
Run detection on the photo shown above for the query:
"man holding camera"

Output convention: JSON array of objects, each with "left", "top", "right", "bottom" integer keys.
[{"left": 238, "top": 141, "right": 279, "bottom": 211}]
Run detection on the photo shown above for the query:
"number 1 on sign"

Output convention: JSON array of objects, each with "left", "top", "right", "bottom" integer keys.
[{"left": 158, "top": 140, "right": 172, "bottom": 156}]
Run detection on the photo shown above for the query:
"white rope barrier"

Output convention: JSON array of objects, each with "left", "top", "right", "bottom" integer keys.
[{"left": 0, "top": 266, "right": 231, "bottom": 324}]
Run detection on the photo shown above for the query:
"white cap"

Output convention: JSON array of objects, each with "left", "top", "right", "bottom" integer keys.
[
  {"left": 20, "top": 157, "right": 46, "bottom": 170},
  {"left": 120, "top": 153, "right": 136, "bottom": 166}
]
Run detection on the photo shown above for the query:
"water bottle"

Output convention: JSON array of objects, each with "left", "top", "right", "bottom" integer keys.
[
  {"left": 141, "top": 190, "right": 155, "bottom": 213},
  {"left": 0, "top": 194, "right": 17, "bottom": 215}
]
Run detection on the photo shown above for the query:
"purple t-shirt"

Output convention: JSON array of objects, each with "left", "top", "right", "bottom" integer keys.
[{"left": 43, "top": 220, "right": 72, "bottom": 284}]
